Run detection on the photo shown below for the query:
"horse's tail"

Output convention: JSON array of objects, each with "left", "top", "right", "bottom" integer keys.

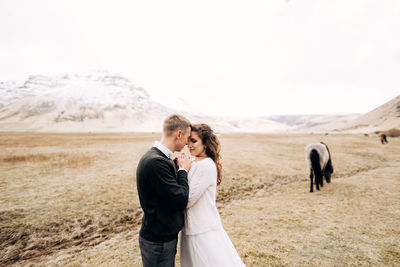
[{"left": 310, "top": 149, "right": 322, "bottom": 185}]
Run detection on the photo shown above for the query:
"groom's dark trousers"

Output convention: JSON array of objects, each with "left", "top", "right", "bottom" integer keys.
[
  {"left": 136, "top": 147, "right": 189, "bottom": 267},
  {"left": 139, "top": 236, "right": 177, "bottom": 267}
]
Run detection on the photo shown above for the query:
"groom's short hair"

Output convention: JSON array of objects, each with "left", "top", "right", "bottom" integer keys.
[{"left": 163, "top": 114, "right": 191, "bottom": 136}]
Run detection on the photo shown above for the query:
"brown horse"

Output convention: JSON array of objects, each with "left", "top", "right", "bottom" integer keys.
[{"left": 380, "top": 134, "right": 388, "bottom": 144}]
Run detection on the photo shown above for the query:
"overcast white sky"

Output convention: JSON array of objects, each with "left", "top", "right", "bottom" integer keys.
[{"left": 1, "top": 0, "right": 399, "bottom": 116}]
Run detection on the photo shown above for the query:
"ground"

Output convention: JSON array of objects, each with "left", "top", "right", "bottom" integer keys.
[{"left": 0, "top": 132, "right": 399, "bottom": 266}]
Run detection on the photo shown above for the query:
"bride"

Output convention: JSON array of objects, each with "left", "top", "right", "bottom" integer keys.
[{"left": 180, "top": 124, "right": 245, "bottom": 267}]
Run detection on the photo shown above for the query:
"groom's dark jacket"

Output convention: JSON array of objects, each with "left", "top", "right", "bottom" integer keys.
[{"left": 136, "top": 147, "right": 189, "bottom": 242}]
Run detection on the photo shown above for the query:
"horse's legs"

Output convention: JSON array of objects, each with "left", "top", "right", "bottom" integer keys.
[
  {"left": 310, "top": 169, "right": 314, "bottom": 192},
  {"left": 320, "top": 174, "right": 324, "bottom": 187}
]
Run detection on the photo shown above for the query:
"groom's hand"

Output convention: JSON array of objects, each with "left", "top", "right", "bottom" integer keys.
[{"left": 177, "top": 154, "right": 192, "bottom": 172}]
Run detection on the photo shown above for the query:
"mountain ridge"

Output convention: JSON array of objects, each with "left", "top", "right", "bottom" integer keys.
[{"left": 0, "top": 72, "right": 398, "bottom": 133}]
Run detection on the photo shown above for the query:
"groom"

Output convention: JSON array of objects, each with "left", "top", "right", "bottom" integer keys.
[{"left": 136, "top": 114, "right": 192, "bottom": 267}]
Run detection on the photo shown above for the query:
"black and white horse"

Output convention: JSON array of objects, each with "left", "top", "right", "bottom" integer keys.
[{"left": 305, "top": 142, "right": 334, "bottom": 192}]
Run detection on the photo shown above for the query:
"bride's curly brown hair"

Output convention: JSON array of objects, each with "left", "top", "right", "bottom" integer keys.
[{"left": 191, "top": 123, "right": 223, "bottom": 185}]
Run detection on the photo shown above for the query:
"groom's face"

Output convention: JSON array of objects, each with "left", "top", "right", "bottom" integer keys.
[{"left": 175, "top": 127, "right": 191, "bottom": 151}]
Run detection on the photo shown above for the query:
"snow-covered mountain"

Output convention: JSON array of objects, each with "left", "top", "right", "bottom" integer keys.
[
  {"left": 0, "top": 71, "right": 398, "bottom": 133},
  {"left": 0, "top": 71, "right": 176, "bottom": 131},
  {"left": 0, "top": 71, "right": 291, "bottom": 132}
]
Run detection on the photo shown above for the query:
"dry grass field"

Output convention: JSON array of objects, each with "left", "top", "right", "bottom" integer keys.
[{"left": 1, "top": 132, "right": 399, "bottom": 266}]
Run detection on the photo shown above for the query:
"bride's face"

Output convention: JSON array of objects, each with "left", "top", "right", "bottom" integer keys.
[{"left": 188, "top": 131, "right": 207, "bottom": 157}]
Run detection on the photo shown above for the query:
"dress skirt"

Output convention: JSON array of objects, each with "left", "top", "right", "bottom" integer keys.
[{"left": 180, "top": 228, "right": 245, "bottom": 267}]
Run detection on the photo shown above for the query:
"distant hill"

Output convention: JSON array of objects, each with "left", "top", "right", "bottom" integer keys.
[
  {"left": 266, "top": 114, "right": 360, "bottom": 133},
  {"left": 332, "top": 95, "right": 400, "bottom": 133},
  {"left": 264, "top": 95, "right": 400, "bottom": 134}
]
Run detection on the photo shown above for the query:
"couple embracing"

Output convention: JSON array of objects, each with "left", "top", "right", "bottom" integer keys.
[{"left": 136, "top": 114, "right": 245, "bottom": 267}]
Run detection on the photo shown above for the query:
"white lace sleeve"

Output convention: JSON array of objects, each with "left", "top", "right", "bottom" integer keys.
[{"left": 187, "top": 160, "right": 217, "bottom": 208}]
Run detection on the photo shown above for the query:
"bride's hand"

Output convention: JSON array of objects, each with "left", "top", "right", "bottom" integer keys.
[{"left": 177, "top": 153, "right": 192, "bottom": 172}]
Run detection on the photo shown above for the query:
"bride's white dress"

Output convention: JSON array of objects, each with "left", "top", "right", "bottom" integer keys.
[{"left": 180, "top": 158, "right": 245, "bottom": 267}]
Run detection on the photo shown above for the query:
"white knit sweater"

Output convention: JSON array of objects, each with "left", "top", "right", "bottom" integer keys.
[{"left": 183, "top": 157, "right": 223, "bottom": 235}]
